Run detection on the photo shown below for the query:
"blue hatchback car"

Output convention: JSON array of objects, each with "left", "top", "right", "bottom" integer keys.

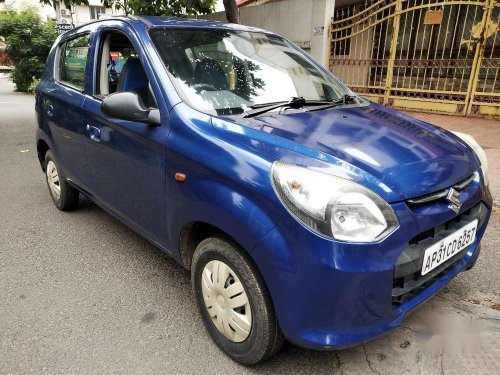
[{"left": 36, "top": 16, "right": 492, "bottom": 364}]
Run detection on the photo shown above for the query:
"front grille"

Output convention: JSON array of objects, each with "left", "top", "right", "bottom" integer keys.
[
  {"left": 392, "top": 202, "right": 487, "bottom": 306},
  {"left": 407, "top": 172, "right": 477, "bottom": 205}
]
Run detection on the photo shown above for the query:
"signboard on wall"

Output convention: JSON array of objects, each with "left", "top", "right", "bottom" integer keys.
[
  {"left": 57, "top": 24, "right": 75, "bottom": 34},
  {"left": 423, "top": 10, "right": 444, "bottom": 25}
]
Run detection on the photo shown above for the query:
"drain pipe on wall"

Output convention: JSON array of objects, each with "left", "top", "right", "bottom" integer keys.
[{"left": 321, "top": 0, "right": 335, "bottom": 68}]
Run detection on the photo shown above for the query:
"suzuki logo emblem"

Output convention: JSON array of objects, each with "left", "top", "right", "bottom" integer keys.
[{"left": 446, "top": 188, "right": 462, "bottom": 214}]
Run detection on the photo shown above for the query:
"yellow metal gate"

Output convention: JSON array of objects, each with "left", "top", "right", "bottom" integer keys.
[{"left": 329, "top": 0, "right": 500, "bottom": 118}]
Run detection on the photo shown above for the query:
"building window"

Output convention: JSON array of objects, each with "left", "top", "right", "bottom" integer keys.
[{"left": 90, "top": 6, "right": 105, "bottom": 20}]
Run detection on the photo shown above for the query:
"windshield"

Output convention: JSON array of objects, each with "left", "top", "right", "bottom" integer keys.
[{"left": 149, "top": 27, "right": 349, "bottom": 115}]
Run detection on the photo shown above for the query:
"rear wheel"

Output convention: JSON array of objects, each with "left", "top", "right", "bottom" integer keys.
[
  {"left": 191, "top": 236, "right": 284, "bottom": 365},
  {"left": 44, "top": 150, "right": 79, "bottom": 211}
]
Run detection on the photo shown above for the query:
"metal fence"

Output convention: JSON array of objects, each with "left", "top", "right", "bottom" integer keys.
[{"left": 329, "top": 0, "right": 499, "bottom": 118}]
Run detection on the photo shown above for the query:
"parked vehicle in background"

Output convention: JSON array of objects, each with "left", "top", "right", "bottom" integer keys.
[{"left": 35, "top": 16, "right": 492, "bottom": 365}]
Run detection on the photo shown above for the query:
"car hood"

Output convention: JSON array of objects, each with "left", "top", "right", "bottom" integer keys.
[{"left": 213, "top": 103, "right": 479, "bottom": 202}]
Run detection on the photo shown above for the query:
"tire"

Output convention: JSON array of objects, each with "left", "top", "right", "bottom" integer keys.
[
  {"left": 44, "top": 150, "right": 79, "bottom": 211},
  {"left": 191, "top": 236, "right": 284, "bottom": 365}
]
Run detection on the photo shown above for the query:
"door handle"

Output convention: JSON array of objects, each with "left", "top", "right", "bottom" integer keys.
[{"left": 86, "top": 124, "right": 101, "bottom": 142}]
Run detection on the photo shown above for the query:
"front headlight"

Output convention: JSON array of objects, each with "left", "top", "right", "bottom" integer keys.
[
  {"left": 271, "top": 162, "right": 398, "bottom": 242},
  {"left": 452, "top": 132, "right": 488, "bottom": 186}
]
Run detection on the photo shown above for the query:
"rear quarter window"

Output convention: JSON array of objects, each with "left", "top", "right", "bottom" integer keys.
[{"left": 57, "top": 34, "right": 90, "bottom": 90}]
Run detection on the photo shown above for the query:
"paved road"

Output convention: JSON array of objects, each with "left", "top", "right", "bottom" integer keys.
[{"left": 1, "top": 77, "right": 499, "bottom": 374}]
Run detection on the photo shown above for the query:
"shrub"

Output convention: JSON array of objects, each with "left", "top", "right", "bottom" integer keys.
[
  {"left": 0, "top": 7, "right": 58, "bottom": 92},
  {"left": 27, "top": 76, "right": 40, "bottom": 93}
]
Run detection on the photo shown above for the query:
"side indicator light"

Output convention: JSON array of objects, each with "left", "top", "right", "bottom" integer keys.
[{"left": 175, "top": 172, "right": 186, "bottom": 182}]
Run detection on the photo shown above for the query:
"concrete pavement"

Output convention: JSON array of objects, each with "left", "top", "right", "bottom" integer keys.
[{"left": 1, "top": 76, "right": 499, "bottom": 374}]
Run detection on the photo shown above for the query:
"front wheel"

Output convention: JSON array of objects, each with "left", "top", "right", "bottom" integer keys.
[{"left": 191, "top": 236, "right": 284, "bottom": 365}]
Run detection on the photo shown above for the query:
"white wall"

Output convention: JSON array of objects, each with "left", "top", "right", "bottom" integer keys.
[
  {"left": 203, "top": 0, "right": 335, "bottom": 67},
  {"left": 215, "top": 0, "right": 225, "bottom": 12},
  {"left": 69, "top": 4, "right": 123, "bottom": 26}
]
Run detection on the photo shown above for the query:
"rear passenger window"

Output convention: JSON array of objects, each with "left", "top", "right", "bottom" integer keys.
[{"left": 58, "top": 34, "right": 90, "bottom": 90}]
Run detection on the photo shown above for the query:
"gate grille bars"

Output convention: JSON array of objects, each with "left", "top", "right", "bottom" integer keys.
[{"left": 329, "top": 0, "right": 500, "bottom": 117}]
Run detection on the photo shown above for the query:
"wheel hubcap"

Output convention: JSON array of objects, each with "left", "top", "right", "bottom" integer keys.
[
  {"left": 201, "top": 260, "right": 252, "bottom": 342},
  {"left": 46, "top": 161, "right": 61, "bottom": 200}
]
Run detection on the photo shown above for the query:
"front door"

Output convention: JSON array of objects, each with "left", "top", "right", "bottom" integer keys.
[{"left": 82, "top": 26, "right": 169, "bottom": 246}]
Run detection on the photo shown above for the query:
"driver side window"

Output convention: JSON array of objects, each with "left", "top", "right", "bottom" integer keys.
[{"left": 96, "top": 30, "right": 157, "bottom": 108}]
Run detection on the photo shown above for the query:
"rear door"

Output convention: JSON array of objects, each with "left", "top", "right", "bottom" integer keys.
[
  {"left": 41, "top": 33, "right": 91, "bottom": 185},
  {"left": 81, "top": 23, "right": 169, "bottom": 246}
]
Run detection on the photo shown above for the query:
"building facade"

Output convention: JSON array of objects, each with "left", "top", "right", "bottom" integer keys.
[
  {"left": 53, "top": 0, "right": 124, "bottom": 28},
  {"left": 0, "top": 0, "right": 124, "bottom": 28}
]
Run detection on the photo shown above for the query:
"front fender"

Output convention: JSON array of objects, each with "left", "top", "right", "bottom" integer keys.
[
  {"left": 167, "top": 177, "right": 277, "bottom": 262},
  {"left": 165, "top": 103, "right": 285, "bottom": 265}
]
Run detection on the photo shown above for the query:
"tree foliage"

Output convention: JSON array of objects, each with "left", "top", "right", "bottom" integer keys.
[
  {"left": 102, "top": 0, "right": 216, "bottom": 17},
  {"left": 0, "top": 7, "right": 58, "bottom": 91},
  {"left": 33, "top": 0, "right": 237, "bottom": 22}
]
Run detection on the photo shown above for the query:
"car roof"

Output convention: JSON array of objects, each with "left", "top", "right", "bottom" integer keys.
[
  {"left": 66, "top": 15, "right": 270, "bottom": 35},
  {"left": 137, "top": 15, "right": 266, "bottom": 31}
]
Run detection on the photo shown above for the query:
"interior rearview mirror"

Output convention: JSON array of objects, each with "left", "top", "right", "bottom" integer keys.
[{"left": 101, "top": 92, "right": 161, "bottom": 126}]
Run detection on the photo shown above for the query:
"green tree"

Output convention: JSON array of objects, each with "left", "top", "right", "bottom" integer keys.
[
  {"left": 35, "top": 0, "right": 237, "bottom": 22},
  {"left": 101, "top": 0, "right": 215, "bottom": 17},
  {"left": 0, "top": 7, "right": 58, "bottom": 92},
  {"left": 35, "top": 0, "right": 217, "bottom": 16}
]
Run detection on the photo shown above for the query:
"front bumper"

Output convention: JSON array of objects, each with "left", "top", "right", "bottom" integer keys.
[{"left": 250, "top": 178, "right": 492, "bottom": 350}]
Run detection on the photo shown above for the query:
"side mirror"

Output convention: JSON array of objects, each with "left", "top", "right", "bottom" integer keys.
[{"left": 101, "top": 92, "right": 161, "bottom": 126}]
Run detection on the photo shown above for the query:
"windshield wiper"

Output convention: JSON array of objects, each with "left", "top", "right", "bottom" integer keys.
[
  {"left": 242, "top": 95, "right": 359, "bottom": 118},
  {"left": 305, "top": 94, "right": 359, "bottom": 112},
  {"left": 242, "top": 97, "right": 337, "bottom": 118}
]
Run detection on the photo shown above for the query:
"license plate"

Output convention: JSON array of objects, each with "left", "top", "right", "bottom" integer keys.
[{"left": 421, "top": 219, "right": 478, "bottom": 276}]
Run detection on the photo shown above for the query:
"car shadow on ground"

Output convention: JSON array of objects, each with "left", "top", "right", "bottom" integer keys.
[
  {"left": 54, "top": 194, "right": 499, "bottom": 374},
  {"left": 71, "top": 197, "right": 429, "bottom": 374}
]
